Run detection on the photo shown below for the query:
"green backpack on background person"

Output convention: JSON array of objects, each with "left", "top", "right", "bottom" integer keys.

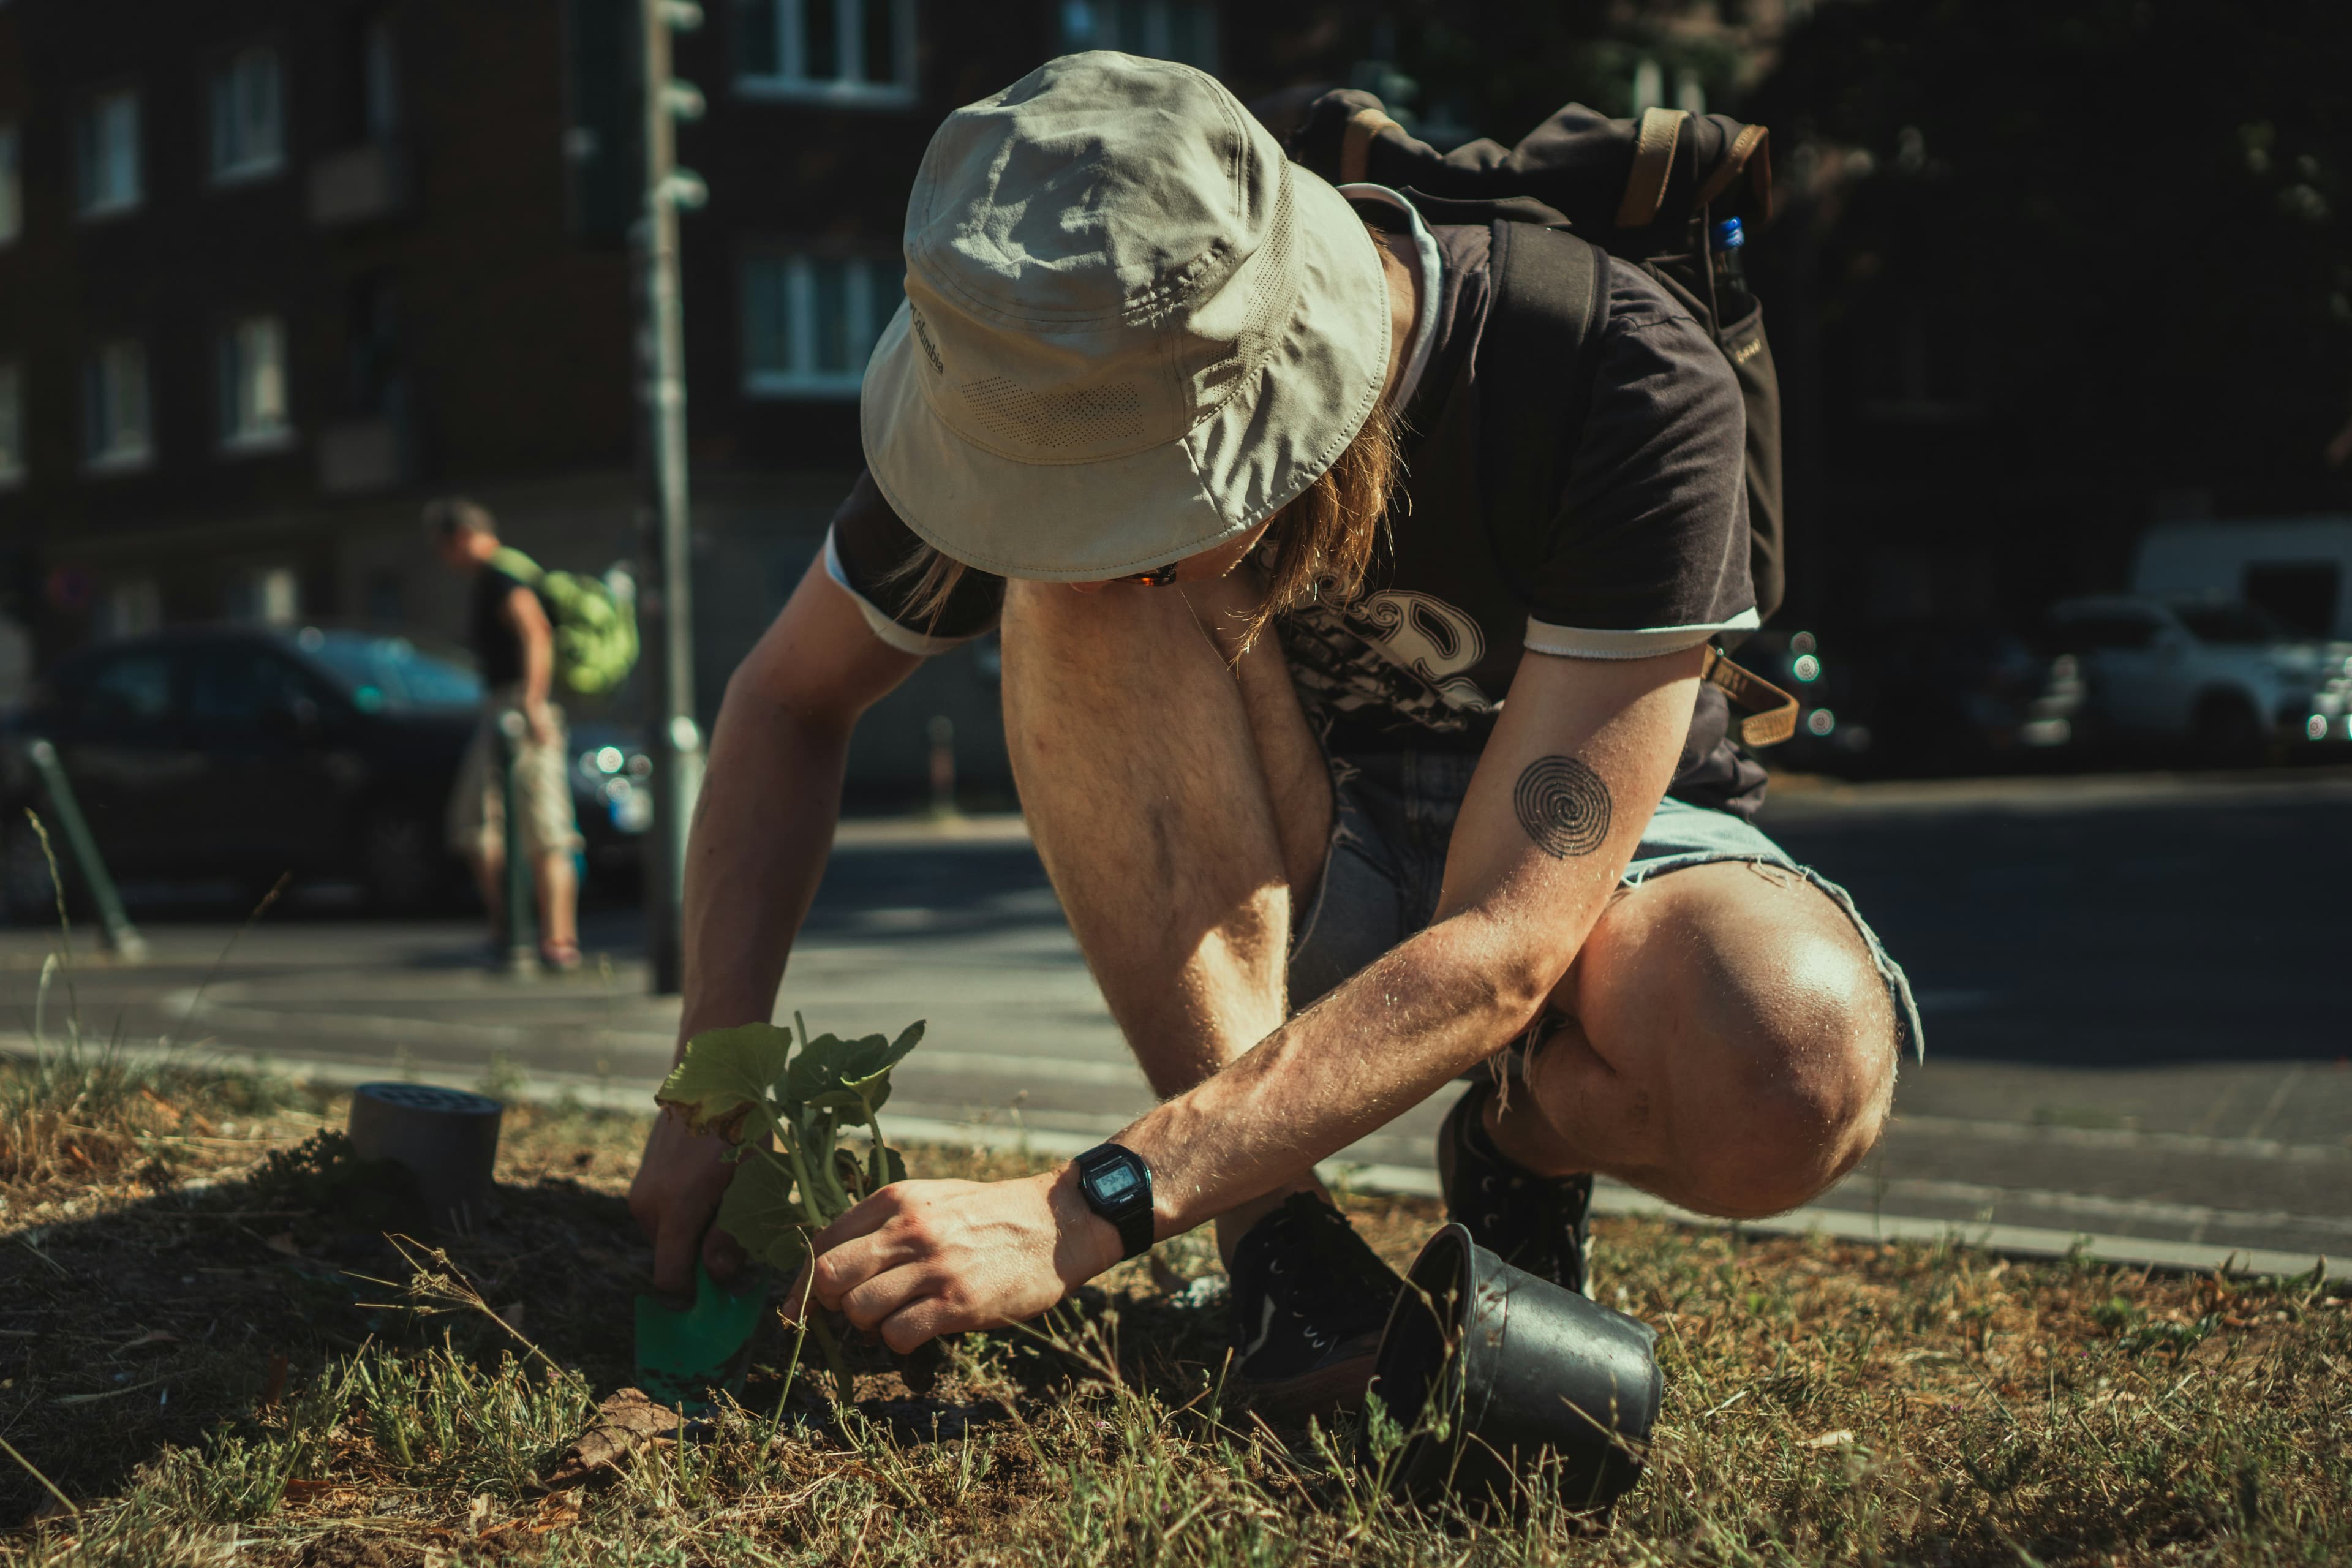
[{"left": 489, "top": 546, "right": 641, "bottom": 698}]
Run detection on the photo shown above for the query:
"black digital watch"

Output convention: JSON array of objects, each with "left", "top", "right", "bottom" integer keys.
[{"left": 1072, "top": 1142, "right": 1155, "bottom": 1261}]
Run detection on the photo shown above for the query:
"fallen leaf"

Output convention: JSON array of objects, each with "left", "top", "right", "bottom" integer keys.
[
  {"left": 118, "top": 1329, "right": 179, "bottom": 1351},
  {"left": 264, "top": 1232, "right": 302, "bottom": 1258},
  {"left": 260, "top": 1352, "right": 290, "bottom": 1410},
  {"left": 1801, "top": 1428, "right": 1856, "bottom": 1449},
  {"left": 533, "top": 1490, "right": 583, "bottom": 1530},
  {"left": 281, "top": 1478, "right": 341, "bottom": 1501},
  {"left": 540, "top": 1387, "right": 682, "bottom": 1489},
  {"left": 465, "top": 1494, "right": 494, "bottom": 1536}
]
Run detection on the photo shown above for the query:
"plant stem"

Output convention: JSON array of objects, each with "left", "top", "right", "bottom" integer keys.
[
  {"left": 807, "top": 1310, "right": 854, "bottom": 1406},
  {"left": 864, "top": 1104, "right": 890, "bottom": 1191},
  {"left": 0, "top": 1433, "right": 78, "bottom": 1519},
  {"left": 771, "top": 1262, "right": 816, "bottom": 1427}
]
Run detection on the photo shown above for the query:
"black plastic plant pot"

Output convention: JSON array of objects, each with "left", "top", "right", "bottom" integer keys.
[
  {"left": 1362, "top": 1223, "right": 1661, "bottom": 1513},
  {"left": 347, "top": 1083, "right": 503, "bottom": 1231}
]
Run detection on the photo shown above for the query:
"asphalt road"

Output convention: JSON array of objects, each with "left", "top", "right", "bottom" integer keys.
[{"left": 5, "top": 769, "right": 2347, "bottom": 1275}]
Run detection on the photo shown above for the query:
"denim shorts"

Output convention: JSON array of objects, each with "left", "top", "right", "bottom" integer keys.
[{"left": 1286, "top": 750, "right": 1925, "bottom": 1064}]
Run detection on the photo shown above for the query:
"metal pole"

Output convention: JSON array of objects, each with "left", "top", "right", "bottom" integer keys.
[
  {"left": 637, "top": 0, "right": 706, "bottom": 995},
  {"left": 24, "top": 739, "right": 146, "bottom": 962},
  {"left": 498, "top": 710, "right": 538, "bottom": 977}
]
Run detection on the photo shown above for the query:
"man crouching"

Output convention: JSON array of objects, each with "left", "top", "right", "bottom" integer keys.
[{"left": 630, "top": 53, "right": 1921, "bottom": 1414}]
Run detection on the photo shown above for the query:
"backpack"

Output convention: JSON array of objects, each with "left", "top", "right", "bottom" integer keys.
[
  {"left": 1283, "top": 95, "right": 1795, "bottom": 747},
  {"left": 489, "top": 547, "right": 641, "bottom": 698}
]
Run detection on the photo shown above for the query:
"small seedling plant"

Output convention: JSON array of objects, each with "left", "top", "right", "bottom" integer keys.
[{"left": 656, "top": 1014, "right": 923, "bottom": 1402}]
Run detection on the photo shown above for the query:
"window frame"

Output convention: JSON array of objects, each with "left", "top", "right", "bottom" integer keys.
[
  {"left": 0, "top": 123, "right": 20, "bottom": 244},
  {"left": 734, "top": 0, "right": 920, "bottom": 108},
  {"left": 74, "top": 85, "right": 145, "bottom": 219},
  {"left": 216, "top": 312, "right": 296, "bottom": 453},
  {"left": 208, "top": 44, "right": 289, "bottom": 186},
  {"left": 83, "top": 337, "right": 154, "bottom": 473},
  {"left": 0, "top": 361, "right": 23, "bottom": 488},
  {"left": 740, "top": 249, "right": 904, "bottom": 401}
]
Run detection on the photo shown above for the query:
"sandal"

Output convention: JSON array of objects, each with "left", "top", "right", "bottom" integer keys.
[{"left": 539, "top": 938, "right": 582, "bottom": 974}]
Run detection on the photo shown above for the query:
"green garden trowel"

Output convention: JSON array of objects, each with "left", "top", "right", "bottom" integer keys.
[{"left": 634, "top": 1264, "right": 766, "bottom": 1412}]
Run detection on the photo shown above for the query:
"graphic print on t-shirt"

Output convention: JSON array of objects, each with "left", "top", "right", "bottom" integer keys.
[{"left": 1280, "top": 587, "right": 1495, "bottom": 736}]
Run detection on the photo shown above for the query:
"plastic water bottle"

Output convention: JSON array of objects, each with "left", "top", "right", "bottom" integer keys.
[{"left": 1709, "top": 216, "right": 1749, "bottom": 312}]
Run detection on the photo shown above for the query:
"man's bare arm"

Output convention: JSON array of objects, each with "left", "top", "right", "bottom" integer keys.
[
  {"left": 631, "top": 554, "right": 924, "bottom": 1295},
  {"left": 1111, "top": 644, "right": 1703, "bottom": 1237},
  {"left": 799, "top": 646, "right": 1705, "bottom": 1348},
  {"left": 499, "top": 584, "right": 559, "bottom": 744},
  {"left": 674, "top": 559, "right": 922, "bottom": 1041}
]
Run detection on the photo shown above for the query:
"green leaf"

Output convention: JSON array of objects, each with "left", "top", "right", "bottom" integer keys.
[
  {"left": 656, "top": 1023, "right": 796, "bottom": 1142},
  {"left": 783, "top": 1021, "right": 924, "bottom": 1120},
  {"left": 714, "top": 1150, "right": 815, "bottom": 1273}
]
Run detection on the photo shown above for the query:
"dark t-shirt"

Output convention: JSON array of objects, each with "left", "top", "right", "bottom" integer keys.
[
  {"left": 470, "top": 564, "right": 535, "bottom": 690},
  {"left": 826, "top": 195, "right": 1767, "bottom": 813}
]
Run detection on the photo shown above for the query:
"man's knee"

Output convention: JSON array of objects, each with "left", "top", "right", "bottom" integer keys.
[
  {"left": 1676, "top": 921, "right": 1895, "bottom": 1218},
  {"left": 1574, "top": 867, "right": 1896, "bottom": 1219}
]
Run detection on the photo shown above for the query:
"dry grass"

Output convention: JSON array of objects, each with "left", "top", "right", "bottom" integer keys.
[{"left": 0, "top": 1063, "right": 2345, "bottom": 1567}]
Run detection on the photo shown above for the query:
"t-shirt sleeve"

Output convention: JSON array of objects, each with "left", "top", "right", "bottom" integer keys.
[
  {"left": 1518, "top": 269, "right": 1757, "bottom": 660},
  {"left": 824, "top": 469, "right": 1006, "bottom": 655}
]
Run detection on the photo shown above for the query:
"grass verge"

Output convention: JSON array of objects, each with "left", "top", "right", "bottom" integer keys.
[{"left": 0, "top": 1060, "right": 2345, "bottom": 1566}]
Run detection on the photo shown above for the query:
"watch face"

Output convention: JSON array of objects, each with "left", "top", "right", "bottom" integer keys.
[{"left": 1089, "top": 1160, "right": 1140, "bottom": 1203}]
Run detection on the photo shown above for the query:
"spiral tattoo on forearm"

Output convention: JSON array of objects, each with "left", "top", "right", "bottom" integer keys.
[{"left": 1512, "top": 756, "right": 1613, "bottom": 859}]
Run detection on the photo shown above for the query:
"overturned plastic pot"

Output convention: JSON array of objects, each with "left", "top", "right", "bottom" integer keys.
[{"left": 1362, "top": 1223, "right": 1661, "bottom": 1513}]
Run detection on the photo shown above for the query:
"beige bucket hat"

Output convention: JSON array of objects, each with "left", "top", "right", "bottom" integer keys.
[{"left": 860, "top": 51, "right": 1392, "bottom": 581}]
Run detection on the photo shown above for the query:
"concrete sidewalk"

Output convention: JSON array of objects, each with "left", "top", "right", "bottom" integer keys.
[{"left": 5, "top": 773, "right": 2347, "bottom": 1279}]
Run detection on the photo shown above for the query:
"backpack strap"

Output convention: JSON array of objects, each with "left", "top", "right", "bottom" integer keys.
[
  {"left": 1613, "top": 107, "right": 1686, "bottom": 229},
  {"left": 1340, "top": 107, "right": 1400, "bottom": 184},
  {"left": 1477, "top": 221, "right": 1609, "bottom": 557},
  {"left": 1699, "top": 646, "right": 1800, "bottom": 747},
  {"left": 1694, "top": 123, "right": 1770, "bottom": 214},
  {"left": 489, "top": 546, "right": 545, "bottom": 584}
]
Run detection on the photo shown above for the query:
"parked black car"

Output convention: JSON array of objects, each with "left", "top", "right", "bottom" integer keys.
[{"left": 0, "top": 625, "right": 646, "bottom": 919}]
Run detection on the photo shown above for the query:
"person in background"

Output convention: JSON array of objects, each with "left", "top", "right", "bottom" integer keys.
[{"left": 425, "top": 497, "right": 582, "bottom": 970}]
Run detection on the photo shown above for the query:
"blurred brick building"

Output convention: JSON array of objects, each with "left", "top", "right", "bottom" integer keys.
[
  {"left": 0, "top": 0, "right": 1341, "bottom": 791},
  {"left": 0, "top": 0, "right": 1814, "bottom": 788}
]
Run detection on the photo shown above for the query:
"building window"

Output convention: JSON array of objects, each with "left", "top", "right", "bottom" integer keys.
[
  {"left": 0, "top": 363, "right": 23, "bottom": 486},
  {"left": 209, "top": 47, "right": 287, "bottom": 183},
  {"left": 0, "top": 125, "right": 20, "bottom": 244},
  {"left": 231, "top": 565, "right": 301, "bottom": 627},
  {"left": 735, "top": 0, "right": 917, "bottom": 106},
  {"left": 74, "top": 88, "right": 143, "bottom": 216},
  {"left": 101, "top": 578, "right": 162, "bottom": 638},
  {"left": 742, "top": 252, "right": 902, "bottom": 398},
  {"left": 83, "top": 339, "right": 153, "bottom": 470},
  {"left": 1058, "top": 1, "right": 1220, "bottom": 71},
  {"left": 362, "top": 14, "right": 401, "bottom": 139},
  {"left": 217, "top": 314, "right": 293, "bottom": 450}
]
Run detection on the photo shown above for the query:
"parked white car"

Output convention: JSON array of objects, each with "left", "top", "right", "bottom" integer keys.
[{"left": 2042, "top": 597, "right": 2352, "bottom": 761}]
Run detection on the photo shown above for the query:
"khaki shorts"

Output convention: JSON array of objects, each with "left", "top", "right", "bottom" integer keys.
[{"left": 447, "top": 688, "right": 585, "bottom": 861}]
